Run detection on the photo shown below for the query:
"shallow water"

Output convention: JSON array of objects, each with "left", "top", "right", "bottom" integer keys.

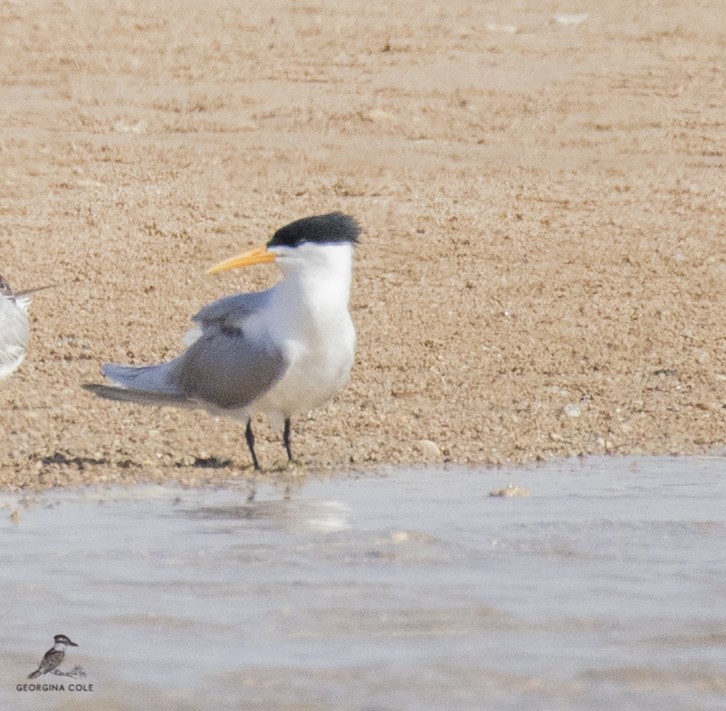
[{"left": 1, "top": 455, "right": 724, "bottom": 710}]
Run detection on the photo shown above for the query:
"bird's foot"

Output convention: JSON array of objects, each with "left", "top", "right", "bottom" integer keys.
[{"left": 284, "top": 457, "right": 306, "bottom": 471}]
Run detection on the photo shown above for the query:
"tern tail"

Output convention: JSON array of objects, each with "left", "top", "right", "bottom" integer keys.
[
  {"left": 83, "top": 361, "right": 188, "bottom": 406},
  {"left": 82, "top": 383, "right": 188, "bottom": 406}
]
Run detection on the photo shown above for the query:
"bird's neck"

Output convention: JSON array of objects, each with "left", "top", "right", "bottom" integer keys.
[{"left": 277, "top": 244, "right": 353, "bottom": 312}]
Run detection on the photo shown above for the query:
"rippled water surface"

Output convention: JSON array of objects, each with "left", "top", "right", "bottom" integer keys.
[{"left": 1, "top": 455, "right": 724, "bottom": 710}]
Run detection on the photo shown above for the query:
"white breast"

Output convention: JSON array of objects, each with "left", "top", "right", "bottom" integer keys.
[{"left": 248, "top": 242, "right": 356, "bottom": 428}]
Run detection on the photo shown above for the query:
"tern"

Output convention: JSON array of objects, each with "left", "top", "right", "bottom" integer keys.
[
  {"left": 85, "top": 212, "right": 360, "bottom": 469},
  {"left": 0, "top": 275, "right": 32, "bottom": 381},
  {"left": 28, "top": 634, "right": 79, "bottom": 679}
]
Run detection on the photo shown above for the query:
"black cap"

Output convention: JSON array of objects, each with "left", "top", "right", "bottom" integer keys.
[
  {"left": 267, "top": 212, "right": 360, "bottom": 249},
  {"left": 53, "top": 635, "right": 78, "bottom": 646}
]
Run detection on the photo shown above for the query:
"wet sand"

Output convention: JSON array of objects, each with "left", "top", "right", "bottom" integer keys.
[
  {"left": 1, "top": 456, "right": 724, "bottom": 709},
  {"left": 0, "top": 0, "right": 724, "bottom": 490}
]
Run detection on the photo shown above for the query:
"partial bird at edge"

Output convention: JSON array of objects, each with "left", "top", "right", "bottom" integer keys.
[{"left": 0, "top": 275, "right": 55, "bottom": 381}]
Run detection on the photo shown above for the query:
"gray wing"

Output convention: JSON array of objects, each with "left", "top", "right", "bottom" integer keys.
[
  {"left": 88, "top": 289, "right": 287, "bottom": 411},
  {"left": 174, "top": 317, "right": 286, "bottom": 409},
  {"left": 192, "top": 290, "right": 273, "bottom": 332},
  {"left": 181, "top": 287, "right": 286, "bottom": 408}
]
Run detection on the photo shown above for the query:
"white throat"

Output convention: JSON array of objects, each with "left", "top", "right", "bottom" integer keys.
[
  {"left": 249, "top": 241, "right": 356, "bottom": 425},
  {"left": 274, "top": 242, "right": 353, "bottom": 302}
]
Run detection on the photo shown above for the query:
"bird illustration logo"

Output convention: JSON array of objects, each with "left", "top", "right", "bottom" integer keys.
[{"left": 27, "top": 635, "right": 79, "bottom": 679}]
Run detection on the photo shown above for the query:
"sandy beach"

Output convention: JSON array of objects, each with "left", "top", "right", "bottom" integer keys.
[{"left": 0, "top": 0, "right": 723, "bottom": 490}]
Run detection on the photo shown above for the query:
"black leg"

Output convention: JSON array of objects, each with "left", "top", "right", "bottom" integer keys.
[
  {"left": 245, "top": 418, "right": 260, "bottom": 470},
  {"left": 283, "top": 418, "right": 293, "bottom": 462}
]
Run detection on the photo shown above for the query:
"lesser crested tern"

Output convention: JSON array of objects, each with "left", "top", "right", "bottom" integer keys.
[{"left": 85, "top": 212, "right": 360, "bottom": 469}]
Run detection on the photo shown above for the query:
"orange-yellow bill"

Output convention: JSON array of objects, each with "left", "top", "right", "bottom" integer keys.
[{"left": 207, "top": 244, "right": 277, "bottom": 275}]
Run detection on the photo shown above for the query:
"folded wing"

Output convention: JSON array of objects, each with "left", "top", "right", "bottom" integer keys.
[{"left": 87, "top": 291, "right": 287, "bottom": 410}]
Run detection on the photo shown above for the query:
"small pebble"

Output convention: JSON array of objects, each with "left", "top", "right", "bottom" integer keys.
[
  {"left": 489, "top": 483, "right": 531, "bottom": 498},
  {"left": 553, "top": 13, "right": 589, "bottom": 25},
  {"left": 484, "top": 22, "right": 518, "bottom": 34},
  {"left": 416, "top": 439, "right": 441, "bottom": 458},
  {"left": 364, "top": 109, "right": 397, "bottom": 123}
]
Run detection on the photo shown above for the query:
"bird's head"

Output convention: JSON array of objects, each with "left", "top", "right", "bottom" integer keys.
[
  {"left": 208, "top": 212, "right": 360, "bottom": 277},
  {"left": 53, "top": 635, "right": 78, "bottom": 647}
]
